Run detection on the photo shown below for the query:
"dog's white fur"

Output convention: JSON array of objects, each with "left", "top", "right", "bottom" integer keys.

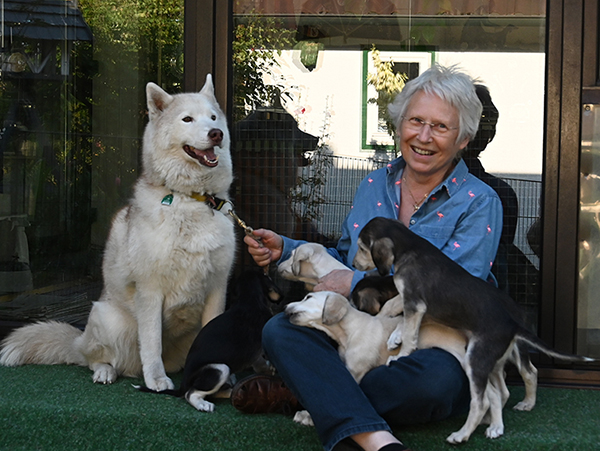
[
  {"left": 0, "top": 76, "right": 235, "bottom": 391},
  {"left": 278, "top": 243, "right": 348, "bottom": 290}
]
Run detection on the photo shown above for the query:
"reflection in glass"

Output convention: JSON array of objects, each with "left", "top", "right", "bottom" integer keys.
[
  {"left": 579, "top": 104, "right": 600, "bottom": 357},
  {"left": 232, "top": 1, "right": 546, "bottom": 320},
  {"left": 0, "top": 0, "right": 183, "bottom": 325}
]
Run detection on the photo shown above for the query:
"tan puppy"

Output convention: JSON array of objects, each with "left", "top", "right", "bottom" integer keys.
[{"left": 278, "top": 243, "right": 348, "bottom": 290}]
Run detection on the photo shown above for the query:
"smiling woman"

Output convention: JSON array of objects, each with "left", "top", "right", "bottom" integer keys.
[
  {"left": 238, "top": 64, "right": 504, "bottom": 451},
  {"left": 387, "top": 65, "right": 483, "bottom": 227}
]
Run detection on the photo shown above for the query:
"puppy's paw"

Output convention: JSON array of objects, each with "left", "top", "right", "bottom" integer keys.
[
  {"left": 187, "top": 391, "right": 215, "bottom": 412},
  {"left": 146, "top": 375, "right": 175, "bottom": 392},
  {"left": 386, "top": 354, "right": 400, "bottom": 366},
  {"left": 92, "top": 363, "right": 117, "bottom": 385},
  {"left": 386, "top": 329, "right": 403, "bottom": 351},
  {"left": 513, "top": 399, "right": 535, "bottom": 411},
  {"left": 485, "top": 423, "right": 504, "bottom": 439},
  {"left": 293, "top": 410, "right": 314, "bottom": 427}
]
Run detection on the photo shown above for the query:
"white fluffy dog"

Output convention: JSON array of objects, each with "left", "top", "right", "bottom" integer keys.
[{"left": 0, "top": 76, "right": 235, "bottom": 391}]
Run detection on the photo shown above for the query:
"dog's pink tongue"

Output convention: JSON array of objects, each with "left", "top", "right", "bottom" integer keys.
[{"left": 184, "top": 145, "right": 219, "bottom": 167}]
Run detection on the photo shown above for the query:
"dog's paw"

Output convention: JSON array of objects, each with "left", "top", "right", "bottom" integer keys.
[
  {"left": 387, "top": 330, "right": 403, "bottom": 350},
  {"left": 293, "top": 410, "right": 314, "bottom": 427},
  {"left": 446, "top": 430, "right": 471, "bottom": 444},
  {"left": 485, "top": 423, "right": 504, "bottom": 439},
  {"left": 92, "top": 363, "right": 117, "bottom": 385},
  {"left": 513, "top": 399, "right": 535, "bottom": 411},
  {"left": 386, "top": 354, "right": 400, "bottom": 366},
  {"left": 187, "top": 391, "right": 216, "bottom": 412},
  {"left": 146, "top": 375, "right": 175, "bottom": 392}
]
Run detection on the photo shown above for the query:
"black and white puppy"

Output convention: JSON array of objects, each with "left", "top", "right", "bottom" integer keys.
[
  {"left": 353, "top": 217, "right": 594, "bottom": 443},
  {"left": 137, "top": 269, "right": 281, "bottom": 411},
  {"left": 352, "top": 273, "right": 539, "bottom": 413}
]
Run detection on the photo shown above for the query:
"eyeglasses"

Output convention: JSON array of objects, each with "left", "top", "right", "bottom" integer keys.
[{"left": 401, "top": 116, "right": 458, "bottom": 136}]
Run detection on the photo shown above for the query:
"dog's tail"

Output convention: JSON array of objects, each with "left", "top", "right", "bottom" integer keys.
[
  {"left": 516, "top": 328, "right": 595, "bottom": 363},
  {"left": 133, "top": 384, "right": 182, "bottom": 397},
  {"left": 0, "top": 321, "right": 87, "bottom": 367}
]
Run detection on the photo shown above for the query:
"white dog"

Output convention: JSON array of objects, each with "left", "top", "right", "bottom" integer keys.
[
  {"left": 278, "top": 243, "right": 348, "bottom": 290},
  {"left": 0, "top": 75, "right": 236, "bottom": 392}
]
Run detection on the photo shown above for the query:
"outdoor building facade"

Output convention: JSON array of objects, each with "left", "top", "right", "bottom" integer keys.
[{"left": 0, "top": 0, "right": 599, "bottom": 386}]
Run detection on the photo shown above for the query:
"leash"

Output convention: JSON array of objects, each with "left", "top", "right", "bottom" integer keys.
[{"left": 161, "top": 192, "right": 270, "bottom": 274}]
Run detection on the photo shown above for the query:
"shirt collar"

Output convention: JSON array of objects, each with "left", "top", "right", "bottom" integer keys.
[{"left": 387, "top": 156, "right": 469, "bottom": 198}]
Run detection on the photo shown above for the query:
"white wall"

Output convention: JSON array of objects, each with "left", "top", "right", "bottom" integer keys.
[{"left": 267, "top": 49, "right": 545, "bottom": 177}]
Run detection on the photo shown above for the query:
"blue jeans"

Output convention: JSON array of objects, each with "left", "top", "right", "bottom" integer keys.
[{"left": 262, "top": 313, "right": 471, "bottom": 451}]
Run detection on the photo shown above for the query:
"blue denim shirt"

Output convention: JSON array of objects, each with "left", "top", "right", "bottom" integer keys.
[{"left": 280, "top": 157, "right": 503, "bottom": 290}]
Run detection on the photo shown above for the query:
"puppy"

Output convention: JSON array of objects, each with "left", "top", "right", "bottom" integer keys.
[
  {"left": 351, "top": 273, "right": 398, "bottom": 315},
  {"left": 284, "top": 291, "right": 468, "bottom": 426},
  {"left": 278, "top": 243, "right": 348, "bottom": 290},
  {"left": 137, "top": 269, "right": 281, "bottom": 411},
  {"left": 353, "top": 217, "right": 594, "bottom": 443},
  {"left": 286, "top": 291, "right": 467, "bottom": 383},
  {"left": 352, "top": 273, "right": 539, "bottom": 412}
]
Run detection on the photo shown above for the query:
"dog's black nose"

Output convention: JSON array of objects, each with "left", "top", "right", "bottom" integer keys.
[{"left": 209, "top": 128, "right": 223, "bottom": 145}]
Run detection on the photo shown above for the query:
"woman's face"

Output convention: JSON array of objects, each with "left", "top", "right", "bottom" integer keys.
[{"left": 398, "top": 90, "right": 470, "bottom": 179}]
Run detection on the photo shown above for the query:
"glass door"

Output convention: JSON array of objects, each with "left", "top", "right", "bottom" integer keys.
[
  {"left": 232, "top": 0, "right": 547, "bottom": 324},
  {"left": 578, "top": 102, "right": 600, "bottom": 358}
]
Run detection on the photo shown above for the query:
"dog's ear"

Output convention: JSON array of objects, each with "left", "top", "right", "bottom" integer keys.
[
  {"left": 291, "top": 245, "right": 313, "bottom": 276},
  {"left": 372, "top": 237, "right": 394, "bottom": 276},
  {"left": 291, "top": 251, "right": 302, "bottom": 277},
  {"left": 322, "top": 294, "right": 348, "bottom": 325},
  {"left": 200, "top": 74, "right": 217, "bottom": 101},
  {"left": 352, "top": 288, "right": 381, "bottom": 315},
  {"left": 146, "top": 82, "right": 174, "bottom": 120}
]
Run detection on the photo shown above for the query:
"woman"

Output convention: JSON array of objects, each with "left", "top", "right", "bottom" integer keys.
[{"left": 238, "top": 64, "right": 503, "bottom": 451}]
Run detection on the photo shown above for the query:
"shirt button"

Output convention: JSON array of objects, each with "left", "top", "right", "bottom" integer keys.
[{"left": 410, "top": 219, "right": 416, "bottom": 225}]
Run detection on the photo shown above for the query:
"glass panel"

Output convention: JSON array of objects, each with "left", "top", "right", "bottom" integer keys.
[
  {"left": 232, "top": 0, "right": 545, "bottom": 329},
  {"left": 0, "top": 0, "right": 183, "bottom": 324},
  {"left": 578, "top": 103, "right": 600, "bottom": 358}
]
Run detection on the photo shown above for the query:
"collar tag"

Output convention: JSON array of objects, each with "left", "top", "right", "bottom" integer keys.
[{"left": 161, "top": 194, "right": 174, "bottom": 206}]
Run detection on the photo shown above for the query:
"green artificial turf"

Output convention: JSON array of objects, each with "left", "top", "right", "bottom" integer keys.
[{"left": 0, "top": 364, "right": 599, "bottom": 451}]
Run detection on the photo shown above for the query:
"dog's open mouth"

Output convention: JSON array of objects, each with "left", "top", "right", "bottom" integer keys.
[{"left": 183, "top": 145, "right": 219, "bottom": 167}]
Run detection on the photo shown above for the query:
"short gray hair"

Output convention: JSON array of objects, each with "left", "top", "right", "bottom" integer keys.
[{"left": 388, "top": 64, "right": 482, "bottom": 145}]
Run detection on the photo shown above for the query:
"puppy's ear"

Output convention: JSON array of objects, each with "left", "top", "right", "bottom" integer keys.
[
  {"left": 322, "top": 294, "right": 348, "bottom": 325},
  {"left": 372, "top": 237, "right": 394, "bottom": 276},
  {"left": 292, "top": 245, "right": 313, "bottom": 276},
  {"left": 352, "top": 288, "right": 381, "bottom": 315}
]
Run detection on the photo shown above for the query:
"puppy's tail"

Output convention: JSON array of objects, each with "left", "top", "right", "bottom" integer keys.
[
  {"left": 0, "top": 321, "right": 87, "bottom": 367},
  {"left": 133, "top": 384, "right": 182, "bottom": 397},
  {"left": 516, "top": 328, "right": 595, "bottom": 363}
]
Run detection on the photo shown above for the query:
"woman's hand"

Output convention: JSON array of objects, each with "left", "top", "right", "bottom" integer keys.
[
  {"left": 314, "top": 269, "right": 354, "bottom": 298},
  {"left": 243, "top": 228, "right": 283, "bottom": 267}
]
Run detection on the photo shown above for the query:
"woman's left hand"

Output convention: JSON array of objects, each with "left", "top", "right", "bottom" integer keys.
[{"left": 314, "top": 269, "right": 354, "bottom": 298}]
